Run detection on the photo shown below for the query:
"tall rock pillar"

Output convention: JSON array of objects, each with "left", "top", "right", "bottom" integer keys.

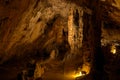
[{"left": 68, "top": 7, "right": 83, "bottom": 54}]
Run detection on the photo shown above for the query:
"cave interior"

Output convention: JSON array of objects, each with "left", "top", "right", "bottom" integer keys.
[{"left": 0, "top": 0, "right": 120, "bottom": 80}]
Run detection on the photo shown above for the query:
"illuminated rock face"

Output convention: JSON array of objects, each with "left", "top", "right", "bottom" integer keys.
[
  {"left": 0, "top": 0, "right": 83, "bottom": 63},
  {"left": 68, "top": 7, "right": 83, "bottom": 54}
]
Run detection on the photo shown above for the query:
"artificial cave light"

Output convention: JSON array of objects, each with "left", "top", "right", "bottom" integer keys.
[
  {"left": 111, "top": 44, "right": 116, "bottom": 54},
  {"left": 74, "top": 71, "right": 85, "bottom": 78}
]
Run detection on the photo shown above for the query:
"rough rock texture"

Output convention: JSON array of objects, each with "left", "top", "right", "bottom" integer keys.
[
  {"left": 0, "top": 0, "right": 120, "bottom": 80},
  {"left": 0, "top": 0, "right": 83, "bottom": 63},
  {"left": 68, "top": 7, "right": 83, "bottom": 54}
]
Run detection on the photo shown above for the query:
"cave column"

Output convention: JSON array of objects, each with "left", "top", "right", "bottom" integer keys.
[
  {"left": 64, "top": 6, "right": 84, "bottom": 74},
  {"left": 82, "top": 0, "right": 104, "bottom": 80},
  {"left": 92, "top": 1, "right": 104, "bottom": 80},
  {"left": 68, "top": 7, "right": 83, "bottom": 54},
  {"left": 68, "top": 7, "right": 75, "bottom": 53}
]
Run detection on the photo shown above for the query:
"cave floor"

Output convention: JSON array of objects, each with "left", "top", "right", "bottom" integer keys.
[
  {"left": 0, "top": 60, "right": 25, "bottom": 80},
  {"left": 0, "top": 58, "right": 76, "bottom": 80}
]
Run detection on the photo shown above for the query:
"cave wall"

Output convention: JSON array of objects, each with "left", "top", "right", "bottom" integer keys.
[
  {"left": 0, "top": 0, "right": 120, "bottom": 80},
  {"left": 0, "top": 0, "right": 84, "bottom": 64}
]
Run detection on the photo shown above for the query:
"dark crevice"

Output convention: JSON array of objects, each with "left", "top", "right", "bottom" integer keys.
[
  {"left": 37, "top": 18, "right": 42, "bottom": 23},
  {"left": 104, "top": 22, "right": 120, "bottom": 29},
  {"left": 33, "top": 0, "right": 40, "bottom": 9},
  {"left": 0, "top": 17, "right": 9, "bottom": 22},
  {"left": 44, "top": 15, "right": 59, "bottom": 35},
  {"left": 73, "top": 9, "right": 79, "bottom": 27},
  {"left": 47, "top": 15, "right": 59, "bottom": 27}
]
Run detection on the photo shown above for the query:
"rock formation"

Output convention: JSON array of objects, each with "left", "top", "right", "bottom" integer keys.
[{"left": 0, "top": 0, "right": 120, "bottom": 80}]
